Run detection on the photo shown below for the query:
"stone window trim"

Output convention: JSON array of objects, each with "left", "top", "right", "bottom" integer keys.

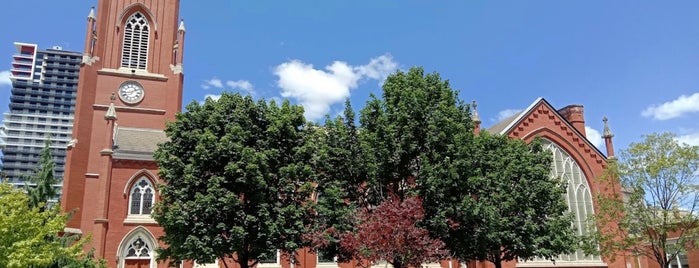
[
  {"left": 124, "top": 171, "right": 158, "bottom": 222},
  {"left": 116, "top": 226, "right": 158, "bottom": 268}
]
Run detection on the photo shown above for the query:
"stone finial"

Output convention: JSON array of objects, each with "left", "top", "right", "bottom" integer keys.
[
  {"left": 602, "top": 116, "right": 613, "bottom": 138},
  {"left": 178, "top": 19, "right": 186, "bottom": 32},
  {"left": 87, "top": 6, "right": 96, "bottom": 21},
  {"left": 602, "top": 116, "right": 615, "bottom": 159},
  {"left": 105, "top": 93, "right": 117, "bottom": 121},
  {"left": 471, "top": 100, "right": 481, "bottom": 123}
]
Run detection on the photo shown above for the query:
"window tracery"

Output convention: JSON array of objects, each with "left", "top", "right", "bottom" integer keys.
[
  {"left": 121, "top": 12, "right": 150, "bottom": 70},
  {"left": 539, "top": 139, "right": 601, "bottom": 263},
  {"left": 129, "top": 177, "right": 154, "bottom": 215},
  {"left": 124, "top": 236, "right": 151, "bottom": 259}
]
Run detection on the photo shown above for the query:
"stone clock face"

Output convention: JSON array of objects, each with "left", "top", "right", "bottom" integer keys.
[{"left": 118, "top": 81, "right": 145, "bottom": 104}]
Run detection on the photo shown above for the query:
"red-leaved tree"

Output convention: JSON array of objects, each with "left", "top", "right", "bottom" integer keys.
[{"left": 340, "top": 196, "right": 448, "bottom": 268}]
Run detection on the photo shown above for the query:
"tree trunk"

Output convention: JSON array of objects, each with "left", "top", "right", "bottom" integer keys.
[
  {"left": 393, "top": 259, "right": 403, "bottom": 268},
  {"left": 239, "top": 255, "right": 250, "bottom": 268},
  {"left": 490, "top": 252, "right": 502, "bottom": 268}
]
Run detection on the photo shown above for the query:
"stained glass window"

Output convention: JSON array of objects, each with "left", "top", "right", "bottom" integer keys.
[{"left": 129, "top": 177, "right": 155, "bottom": 215}]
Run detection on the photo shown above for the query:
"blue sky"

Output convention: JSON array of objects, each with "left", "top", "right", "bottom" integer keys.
[{"left": 1, "top": 1, "right": 699, "bottom": 153}]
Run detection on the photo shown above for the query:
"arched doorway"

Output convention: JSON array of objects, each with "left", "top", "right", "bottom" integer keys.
[{"left": 118, "top": 226, "right": 157, "bottom": 268}]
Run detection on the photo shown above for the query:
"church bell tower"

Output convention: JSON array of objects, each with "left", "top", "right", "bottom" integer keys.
[{"left": 61, "top": 1, "right": 185, "bottom": 267}]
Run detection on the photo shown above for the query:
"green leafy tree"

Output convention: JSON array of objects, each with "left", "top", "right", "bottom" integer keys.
[
  {"left": 0, "top": 183, "right": 93, "bottom": 268},
  {"left": 305, "top": 100, "right": 366, "bottom": 262},
  {"left": 25, "top": 138, "right": 59, "bottom": 210},
  {"left": 17, "top": 138, "right": 107, "bottom": 268},
  {"left": 154, "top": 93, "right": 315, "bottom": 268},
  {"left": 355, "top": 67, "right": 475, "bottom": 264},
  {"left": 358, "top": 67, "right": 474, "bottom": 204},
  {"left": 354, "top": 66, "right": 576, "bottom": 267},
  {"left": 591, "top": 132, "right": 699, "bottom": 268},
  {"left": 447, "top": 133, "right": 577, "bottom": 268}
]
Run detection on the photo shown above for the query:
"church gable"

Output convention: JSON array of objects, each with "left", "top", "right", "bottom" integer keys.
[{"left": 488, "top": 98, "right": 608, "bottom": 169}]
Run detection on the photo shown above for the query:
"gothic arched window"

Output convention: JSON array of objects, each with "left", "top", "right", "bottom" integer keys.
[
  {"left": 129, "top": 177, "right": 154, "bottom": 215},
  {"left": 541, "top": 139, "right": 601, "bottom": 263},
  {"left": 121, "top": 12, "right": 150, "bottom": 70}
]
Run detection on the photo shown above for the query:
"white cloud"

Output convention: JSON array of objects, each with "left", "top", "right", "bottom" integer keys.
[
  {"left": 274, "top": 54, "right": 398, "bottom": 120},
  {"left": 226, "top": 80, "right": 254, "bottom": 94},
  {"left": 356, "top": 54, "right": 398, "bottom": 81},
  {"left": 585, "top": 126, "right": 603, "bottom": 149},
  {"left": 641, "top": 93, "right": 699, "bottom": 120},
  {"left": 202, "top": 78, "right": 255, "bottom": 95},
  {"left": 677, "top": 132, "right": 699, "bottom": 146},
  {"left": 204, "top": 94, "right": 221, "bottom": 101},
  {"left": 0, "top": 70, "right": 11, "bottom": 87},
  {"left": 202, "top": 78, "right": 224, "bottom": 89},
  {"left": 494, "top": 109, "right": 522, "bottom": 121}
]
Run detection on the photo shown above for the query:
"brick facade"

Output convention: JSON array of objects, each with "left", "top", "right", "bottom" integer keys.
[{"left": 61, "top": 1, "right": 185, "bottom": 267}]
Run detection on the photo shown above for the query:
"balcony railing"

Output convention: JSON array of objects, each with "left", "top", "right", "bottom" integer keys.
[
  {"left": 9, "top": 103, "right": 74, "bottom": 113},
  {"left": 10, "top": 95, "right": 75, "bottom": 106},
  {"left": 42, "top": 77, "right": 78, "bottom": 84},
  {"left": 45, "top": 56, "right": 81, "bottom": 64},
  {"left": 12, "top": 86, "right": 77, "bottom": 97}
]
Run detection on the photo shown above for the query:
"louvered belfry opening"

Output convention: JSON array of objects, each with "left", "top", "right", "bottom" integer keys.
[{"left": 121, "top": 12, "right": 149, "bottom": 70}]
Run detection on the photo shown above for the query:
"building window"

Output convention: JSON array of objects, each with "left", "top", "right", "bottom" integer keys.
[
  {"left": 318, "top": 250, "right": 335, "bottom": 262},
  {"left": 121, "top": 12, "right": 150, "bottom": 70},
  {"left": 125, "top": 236, "right": 151, "bottom": 259},
  {"left": 258, "top": 249, "right": 281, "bottom": 268},
  {"left": 540, "top": 139, "right": 601, "bottom": 263},
  {"left": 119, "top": 228, "right": 156, "bottom": 268},
  {"left": 129, "top": 177, "right": 154, "bottom": 215}
]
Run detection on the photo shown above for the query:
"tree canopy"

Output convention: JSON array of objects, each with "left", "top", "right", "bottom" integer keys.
[
  {"left": 308, "top": 67, "right": 577, "bottom": 268},
  {"left": 445, "top": 133, "right": 577, "bottom": 268},
  {"left": 154, "top": 93, "right": 315, "bottom": 268},
  {"left": 339, "top": 196, "right": 447, "bottom": 268},
  {"left": 304, "top": 100, "right": 366, "bottom": 262},
  {"left": 358, "top": 67, "right": 474, "bottom": 203},
  {"left": 25, "top": 138, "right": 59, "bottom": 210},
  {"left": 2, "top": 138, "right": 105, "bottom": 268},
  {"left": 592, "top": 132, "right": 699, "bottom": 268},
  {"left": 0, "top": 183, "right": 87, "bottom": 268},
  {"left": 154, "top": 67, "right": 582, "bottom": 268}
]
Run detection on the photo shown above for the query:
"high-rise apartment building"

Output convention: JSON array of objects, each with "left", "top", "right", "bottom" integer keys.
[{"left": 0, "top": 42, "right": 81, "bottom": 194}]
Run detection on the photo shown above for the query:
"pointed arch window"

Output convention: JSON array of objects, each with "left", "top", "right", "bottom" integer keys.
[
  {"left": 129, "top": 177, "right": 155, "bottom": 215},
  {"left": 537, "top": 139, "right": 601, "bottom": 263},
  {"left": 121, "top": 12, "right": 150, "bottom": 70}
]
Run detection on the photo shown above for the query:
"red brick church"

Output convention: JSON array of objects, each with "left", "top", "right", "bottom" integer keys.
[
  {"left": 60, "top": 0, "right": 185, "bottom": 267},
  {"left": 59, "top": 1, "right": 693, "bottom": 268}
]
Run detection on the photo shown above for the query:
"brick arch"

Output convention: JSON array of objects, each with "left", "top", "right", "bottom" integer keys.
[
  {"left": 122, "top": 169, "right": 159, "bottom": 196},
  {"left": 117, "top": 3, "right": 158, "bottom": 34},
  {"left": 520, "top": 127, "right": 602, "bottom": 195}
]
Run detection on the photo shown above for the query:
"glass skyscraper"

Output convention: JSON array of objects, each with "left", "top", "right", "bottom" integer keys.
[{"left": 0, "top": 42, "right": 81, "bottom": 196}]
